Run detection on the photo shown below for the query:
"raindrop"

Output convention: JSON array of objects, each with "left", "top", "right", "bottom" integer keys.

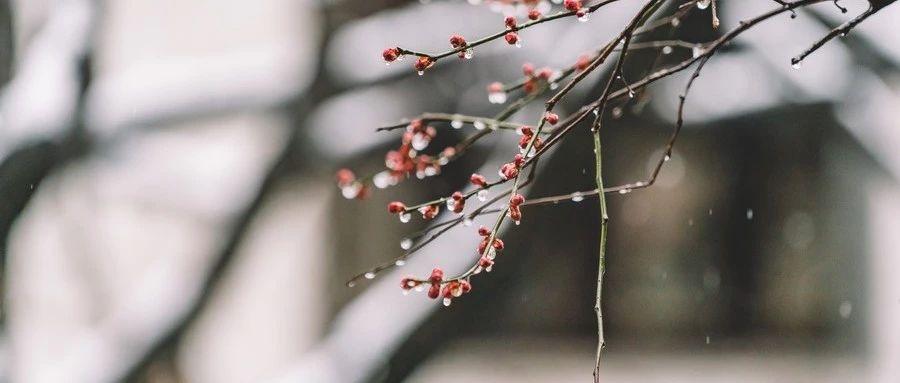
[
  {"left": 399, "top": 212, "right": 412, "bottom": 223},
  {"left": 746, "top": 209, "right": 754, "bottom": 220},
  {"left": 364, "top": 272, "right": 375, "bottom": 279},
  {"left": 373, "top": 172, "right": 392, "bottom": 189},
  {"left": 402, "top": 290, "right": 410, "bottom": 295},
  {"left": 612, "top": 107, "right": 623, "bottom": 119},
  {"left": 661, "top": 45, "right": 673, "bottom": 55},
  {"left": 697, "top": 0, "right": 711, "bottom": 10},
  {"left": 692, "top": 46, "right": 704, "bottom": 58},
  {"left": 515, "top": 41, "right": 522, "bottom": 48},
  {"left": 400, "top": 238, "right": 413, "bottom": 250},
  {"left": 628, "top": 90, "right": 635, "bottom": 98},
  {"left": 464, "top": 48, "right": 474, "bottom": 59},
  {"left": 463, "top": 218, "right": 474, "bottom": 226},
  {"left": 341, "top": 184, "right": 362, "bottom": 199},
  {"left": 664, "top": 154, "right": 671, "bottom": 162},
  {"left": 618, "top": 188, "right": 631, "bottom": 194},
  {"left": 791, "top": 60, "right": 802, "bottom": 70},
  {"left": 451, "top": 119, "right": 464, "bottom": 129},
  {"left": 839, "top": 300, "right": 852, "bottom": 319},
  {"left": 705, "top": 335, "right": 711, "bottom": 344},
  {"left": 670, "top": 18, "right": 681, "bottom": 27},
  {"left": 571, "top": 192, "right": 584, "bottom": 202},
  {"left": 411, "top": 133, "right": 430, "bottom": 150},
  {"left": 414, "top": 285, "right": 425, "bottom": 292},
  {"left": 473, "top": 121, "right": 487, "bottom": 130},
  {"left": 578, "top": 13, "right": 590, "bottom": 22},
  {"left": 443, "top": 298, "right": 452, "bottom": 306},
  {"left": 549, "top": 82, "right": 559, "bottom": 90},
  {"left": 489, "top": 91, "right": 508, "bottom": 104},
  {"left": 395, "top": 259, "right": 407, "bottom": 266},
  {"left": 417, "top": 70, "right": 424, "bottom": 76},
  {"left": 477, "top": 190, "right": 489, "bottom": 201}
]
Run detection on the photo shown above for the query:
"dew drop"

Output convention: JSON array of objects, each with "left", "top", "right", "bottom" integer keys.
[
  {"left": 692, "top": 46, "right": 704, "bottom": 58},
  {"left": 571, "top": 192, "right": 584, "bottom": 202},
  {"left": 705, "top": 335, "right": 711, "bottom": 344},
  {"left": 400, "top": 238, "right": 413, "bottom": 250},
  {"left": 411, "top": 133, "right": 430, "bottom": 151}
]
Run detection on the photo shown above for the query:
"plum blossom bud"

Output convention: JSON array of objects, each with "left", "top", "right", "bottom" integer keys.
[
  {"left": 575, "top": 54, "right": 591, "bottom": 72},
  {"left": 388, "top": 201, "right": 407, "bottom": 214},
  {"left": 514, "top": 153, "right": 525, "bottom": 167},
  {"left": 478, "top": 256, "right": 494, "bottom": 271},
  {"left": 449, "top": 34, "right": 467, "bottom": 48},
  {"left": 504, "top": 32, "right": 519, "bottom": 45},
  {"left": 427, "top": 283, "right": 441, "bottom": 299},
  {"left": 478, "top": 226, "right": 491, "bottom": 237},
  {"left": 528, "top": 9, "right": 542, "bottom": 20},
  {"left": 419, "top": 204, "right": 440, "bottom": 220},
  {"left": 470, "top": 173, "right": 488, "bottom": 187},
  {"left": 505, "top": 16, "right": 517, "bottom": 29},
  {"left": 400, "top": 277, "right": 418, "bottom": 290},
  {"left": 414, "top": 56, "right": 433, "bottom": 73},
  {"left": 429, "top": 268, "right": 444, "bottom": 283},
  {"left": 510, "top": 194, "right": 525, "bottom": 206},
  {"left": 499, "top": 163, "right": 519, "bottom": 180},
  {"left": 564, "top": 0, "right": 582, "bottom": 12},
  {"left": 522, "top": 63, "right": 534, "bottom": 77},
  {"left": 545, "top": 112, "right": 559, "bottom": 124},
  {"left": 335, "top": 168, "right": 355, "bottom": 187},
  {"left": 383, "top": 47, "right": 400, "bottom": 62}
]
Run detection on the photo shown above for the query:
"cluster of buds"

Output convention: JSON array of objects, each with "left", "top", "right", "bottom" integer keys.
[
  {"left": 499, "top": 153, "right": 525, "bottom": 180},
  {"left": 414, "top": 56, "right": 434, "bottom": 75},
  {"left": 503, "top": 16, "right": 521, "bottom": 47},
  {"left": 517, "top": 125, "right": 544, "bottom": 155},
  {"left": 487, "top": 81, "right": 507, "bottom": 104},
  {"left": 388, "top": 201, "right": 411, "bottom": 223},
  {"left": 449, "top": 34, "right": 473, "bottom": 59},
  {"left": 521, "top": 62, "right": 555, "bottom": 93},
  {"left": 508, "top": 193, "right": 525, "bottom": 224},
  {"left": 335, "top": 168, "right": 368, "bottom": 199},
  {"left": 381, "top": 46, "right": 434, "bottom": 75},
  {"left": 401, "top": 268, "right": 472, "bottom": 307},
  {"left": 475, "top": 225, "right": 505, "bottom": 272},
  {"left": 419, "top": 204, "right": 440, "bottom": 220},
  {"left": 447, "top": 191, "right": 466, "bottom": 214},
  {"left": 382, "top": 119, "right": 445, "bottom": 184}
]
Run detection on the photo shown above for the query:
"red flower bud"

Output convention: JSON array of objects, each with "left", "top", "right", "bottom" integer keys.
[
  {"left": 528, "top": 9, "right": 541, "bottom": 20},
  {"left": 388, "top": 201, "right": 407, "bottom": 214},
  {"left": 545, "top": 112, "right": 559, "bottom": 125},
  {"left": 335, "top": 168, "right": 355, "bottom": 187},
  {"left": 500, "top": 163, "right": 519, "bottom": 180},
  {"left": 420, "top": 204, "right": 440, "bottom": 220},
  {"left": 514, "top": 153, "right": 525, "bottom": 167},
  {"left": 575, "top": 54, "right": 591, "bottom": 72},
  {"left": 428, "top": 283, "right": 441, "bottom": 299},
  {"left": 522, "top": 63, "right": 534, "bottom": 77},
  {"left": 449, "top": 34, "right": 467, "bottom": 48},
  {"left": 470, "top": 173, "right": 487, "bottom": 187},
  {"left": 564, "top": 0, "right": 582, "bottom": 12},
  {"left": 509, "top": 205, "right": 522, "bottom": 223},
  {"left": 429, "top": 268, "right": 444, "bottom": 283},
  {"left": 478, "top": 256, "right": 494, "bottom": 270},
  {"left": 538, "top": 67, "right": 553, "bottom": 80},
  {"left": 401, "top": 278, "right": 418, "bottom": 290},
  {"left": 382, "top": 48, "right": 400, "bottom": 62},
  {"left": 504, "top": 32, "right": 519, "bottom": 45},
  {"left": 451, "top": 191, "right": 464, "bottom": 201},
  {"left": 414, "top": 56, "right": 433, "bottom": 72},
  {"left": 478, "top": 226, "right": 491, "bottom": 237},
  {"left": 523, "top": 78, "right": 536, "bottom": 93},
  {"left": 518, "top": 125, "right": 534, "bottom": 136},
  {"left": 460, "top": 280, "right": 472, "bottom": 293},
  {"left": 505, "top": 16, "right": 517, "bottom": 29},
  {"left": 510, "top": 194, "right": 525, "bottom": 206},
  {"left": 487, "top": 82, "right": 503, "bottom": 94}
]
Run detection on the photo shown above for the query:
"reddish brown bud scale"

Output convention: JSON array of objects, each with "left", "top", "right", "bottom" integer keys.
[
  {"left": 460, "top": 280, "right": 472, "bottom": 293},
  {"left": 492, "top": 238, "right": 505, "bottom": 250},
  {"left": 388, "top": 201, "right": 406, "bottom": 214},
  {"left": 451, "top": 191, "right": 464, "bottom": 201},
  {"left": 478, "top": 256, "right": 494, "bottom": 269},
  {"left": 519, "top": 126, "right": 534, "bottom": 136},
  {"left": 510, "top": 194, "right": 525, "bottom": 206},
  {"left": 528, "top": 9, "right": 541, "bottom": 20},
  {"left": 509, "top": 205, "right": 522, "bottom": 222},
  {"left": 478, "top": 226, "right": 491, "bottom": 236}
]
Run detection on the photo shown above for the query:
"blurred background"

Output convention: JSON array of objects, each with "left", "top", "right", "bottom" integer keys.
[{"left": 0, "top": 0, "right": 898, "bottom": 382}]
